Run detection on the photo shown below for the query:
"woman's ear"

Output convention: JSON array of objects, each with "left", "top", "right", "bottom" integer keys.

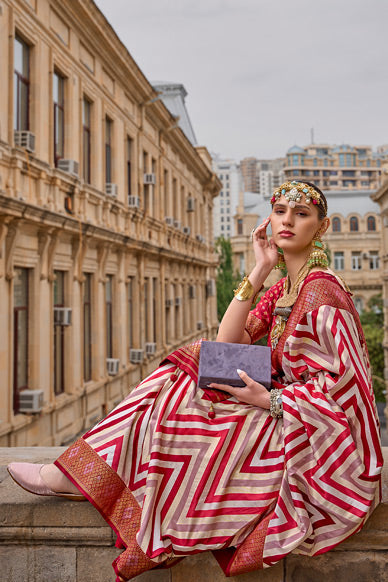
[{"left": 321, "top": 217, "right": 330, "bottom": 235}]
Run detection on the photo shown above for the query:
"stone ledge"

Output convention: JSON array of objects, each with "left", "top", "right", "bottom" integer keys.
[{"left": 0, "top": 447, "right": 387, "bottom": 582}]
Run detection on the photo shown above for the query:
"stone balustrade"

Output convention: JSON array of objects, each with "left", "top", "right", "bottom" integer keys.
[{"left": 0, "top": 447, "right": 387, "bottom": 582}]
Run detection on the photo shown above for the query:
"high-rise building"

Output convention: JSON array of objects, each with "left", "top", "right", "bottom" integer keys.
[
  {"left": 240, "top": 157, "right": 285, "bottom": 195},
  {"left": 212, "top": 156, "right": 240, "bottom": 239},
  {"left": 284, "top": 143, "right": 387, "bottom": 191},
  {"left": 240, "top": 157, "right": 258, "bottom": 192}
]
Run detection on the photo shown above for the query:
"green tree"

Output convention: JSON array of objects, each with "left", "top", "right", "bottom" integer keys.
[
  {"left": 215, "top": 237, "right": 240, "bottom": 321},
  {"left": 359, "top": 294, "right": 385, "bottom": 402}
]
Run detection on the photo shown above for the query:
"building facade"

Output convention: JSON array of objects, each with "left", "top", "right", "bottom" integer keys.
[
  {"left": 231, "top": 191, "right": 281, "bottom": 288},
  {"left": 324, "top": 190, "right": 382, "bottom": 312},
  {"left": 284, "top": 143, "right": 387, "bottom": 191},
  {"left": 212, "top": 155, "right": 240, "bottom": 239},
  {"left": 371, "top": 180, "right": 388, "bottom": 419},
  {"left": 0, "top": 0, "right": 220, "bottom": 446}
]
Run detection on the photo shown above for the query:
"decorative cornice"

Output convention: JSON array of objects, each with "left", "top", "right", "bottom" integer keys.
[{"left": 0, "top": 193, "right": 217, "bottom": 268}]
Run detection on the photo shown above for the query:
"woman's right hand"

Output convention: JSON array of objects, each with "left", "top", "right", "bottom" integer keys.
[{"left": 251, "top": 216, "right": 279, "bottom": 271}]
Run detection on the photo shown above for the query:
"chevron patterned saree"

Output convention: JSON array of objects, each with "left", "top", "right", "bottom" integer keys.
[{"left": 55, "top": 272, "right": 383, "bottom": 581}]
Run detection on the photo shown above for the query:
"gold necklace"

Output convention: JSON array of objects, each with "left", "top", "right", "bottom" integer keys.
[{"left": 270, "top": 261, "right": 315, "bottom": 349}]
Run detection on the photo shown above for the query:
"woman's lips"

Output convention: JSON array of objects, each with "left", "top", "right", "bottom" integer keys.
[{"left": 279, "top": 231, "right": 295, "bottom": 237}]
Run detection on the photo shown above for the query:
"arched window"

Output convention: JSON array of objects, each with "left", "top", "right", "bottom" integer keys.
[
  {"left": 367, "top": 216, "right": 376, "bottom": 231},
  {"left": 350, "top": 216, "right": 359, "bottom": 232},
  {"left": 332, "top": 217, "right": 341, "bottom": 232}
]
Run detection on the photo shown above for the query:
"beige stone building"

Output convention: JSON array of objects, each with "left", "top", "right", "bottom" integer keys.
[
  {"left": 372, "top": 180, "right": 388, "bottom": 418},
  {"left": 324, "top": 190, "right": 382, "bottom": 311},
  {"left": 0, "top": 0, "right": 220, "bottom": 446},
  {"left": 231, "top": 192, "right": 281, "bottom": 289},
  {"left": 284, "top": 143, "right": 386, "bottom": 191}
]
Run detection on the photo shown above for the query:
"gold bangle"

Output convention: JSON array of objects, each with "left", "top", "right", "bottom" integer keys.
[
  {"left": 270, "top": 388, "right": 283, "bottom": 419},
  {"left": 234, "top": 276, "right": 256, "bottom": 302}
]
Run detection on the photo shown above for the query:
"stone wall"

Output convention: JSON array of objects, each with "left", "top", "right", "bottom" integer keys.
[{"left": 0, "top": 447, "right": 387, "bottom": 582}]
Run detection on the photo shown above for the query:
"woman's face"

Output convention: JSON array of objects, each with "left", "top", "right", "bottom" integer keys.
[{"left": 270, "top": 194, "right": 326, "bottom": 255}]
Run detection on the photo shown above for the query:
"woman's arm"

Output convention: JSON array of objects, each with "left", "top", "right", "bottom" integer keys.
[
  {"left": 216, "top": 264, "right": 274, "bottom": 344},
  {"left": 216, "top": 217, "right": 278, "bottom": 344}
]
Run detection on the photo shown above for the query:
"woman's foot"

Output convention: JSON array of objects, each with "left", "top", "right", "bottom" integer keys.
[
  {"left": 7, "top": 462, "right": 86, "bottom": 501},
  {"left": 40, "top": 463, "right": 81, "bottom": 495}
]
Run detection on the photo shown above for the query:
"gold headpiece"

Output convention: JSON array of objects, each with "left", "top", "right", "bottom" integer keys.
[{"left": 271, "top": 181, "right": 327, "bottom": 216}]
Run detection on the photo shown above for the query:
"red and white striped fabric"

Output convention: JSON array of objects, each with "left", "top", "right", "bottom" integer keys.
[{"left": 56, "top": 272, "right": 383, "bottom": 581}]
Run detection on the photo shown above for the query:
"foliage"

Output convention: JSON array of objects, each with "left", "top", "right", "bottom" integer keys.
[
  {"left": 215, "top": 237, "right": 240, "bottom": 321},
  {"left": 359, "top": 294, "right": 385, "bottom": 402}
]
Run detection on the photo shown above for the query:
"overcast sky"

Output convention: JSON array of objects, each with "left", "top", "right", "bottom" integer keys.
[{"left": 94, "top": 0, "right": 388, "bottom": 161}]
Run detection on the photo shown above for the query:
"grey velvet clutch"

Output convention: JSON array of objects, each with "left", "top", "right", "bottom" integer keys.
[{"left": 198, "top": 341, "right": 272, "bottom": 390}]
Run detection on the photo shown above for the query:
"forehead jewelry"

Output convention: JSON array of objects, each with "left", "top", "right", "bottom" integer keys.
[{"left": 271, "top": 181, "right": 327, "bottom": 215}]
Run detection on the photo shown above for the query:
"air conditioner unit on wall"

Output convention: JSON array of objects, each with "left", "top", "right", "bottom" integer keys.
[
  {"left": 174, "top": 220, "right": 181, "bottom": 229},
  {"left": 187, "top": 197, "right": 195, "bottom": 212},
  {"left": 128, "top": 196, "right": 140, "bottom": 208},
  {"left": 196, "top": 234, "right": 204, "bottom": 243},
  {"left": 106, "top": 358, "right": 120, "bottom": 376},
  {"left": 165, "top": 216, "right": 174, "bottom": 226},
  {"left": 19, "top": 389, "right": 44, "bottom": 413},
  {"left": 189, "top": 285, "right": 196, "bottom": 299},
  {"left": 130, "top": 349, "right": 144, "bottom": 364},
  {"left": 145, "top": 342, "right": 157, "bottom": 356},
  {"left": 14, "top": 130, "right": 35, "bottom": 153},
  {"left": 206, "top": 279, "right": 216, "bottom": 297},
  {"left": 57, "top": 159, "right": 79, "bottom": 177},
  {"left": 197, "top": 321, "right": 204, "bottom": 330},
  {"left": 182, "top": 226, "right": 191, "bottom": 235},
  {"left": 165, "top": 298, "right": 174, "bottom": 307},
  {"left": 143, "top": 173, "right": 156, "bottom": 185},
  {"left": 106, "top": 183, "right": 118, "bottom": 197},
  {"left": 54, "top": 307, "right": 72, "bottom": 326},
  {"left": 175, "top": 297, "right": 182, "bottom": 306}
]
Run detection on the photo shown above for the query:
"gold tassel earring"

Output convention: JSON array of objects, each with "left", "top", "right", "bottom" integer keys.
[{"left": 307, "top": 232, "right": 329, "bottom": 268}]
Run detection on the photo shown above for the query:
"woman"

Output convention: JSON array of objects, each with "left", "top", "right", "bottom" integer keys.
[{"left": 8, "top": 181, "right": 383, "bottom": 581}]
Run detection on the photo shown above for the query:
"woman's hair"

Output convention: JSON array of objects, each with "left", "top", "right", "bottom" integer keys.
[{"left": 296, "top": 181, "right": 328, "bottom": 220}]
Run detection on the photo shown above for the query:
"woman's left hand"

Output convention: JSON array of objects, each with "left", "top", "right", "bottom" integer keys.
[{"left": 208, "top": 369, "right": 271, "bottom": 409}]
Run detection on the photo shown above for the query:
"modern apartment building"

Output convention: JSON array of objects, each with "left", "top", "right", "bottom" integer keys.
[
  {"left": 212, "top": 155, "right": 240, "bottom": 239},
  {"left": 240, "top": 157, "right": 285, "bottom": 195},
  {"left": 284, "top": 143, "right": 387, "bottom": 191},
  {"left": 0, "top": 0, "right": 220, "bottom": 446}
]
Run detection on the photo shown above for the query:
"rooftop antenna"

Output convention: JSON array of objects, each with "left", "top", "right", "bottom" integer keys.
[{"left": 311, "top": 128, "right": 315, "bottom": 144}]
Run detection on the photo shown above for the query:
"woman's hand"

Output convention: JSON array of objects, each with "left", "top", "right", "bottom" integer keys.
[
  {"left": 208, "top": 369, "right": 271, "bottom": 409},
  {"left": 251, "top": 216, "right": 279, "bottom": 271}
]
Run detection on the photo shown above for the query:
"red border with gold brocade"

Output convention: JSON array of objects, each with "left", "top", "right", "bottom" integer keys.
[{"left": 55, "top": 438, "right": 159, "bottom": 581}]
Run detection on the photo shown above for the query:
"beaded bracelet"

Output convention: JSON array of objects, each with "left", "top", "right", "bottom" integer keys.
[{"left": 270, "top": 388, "right": 283, "bottom": 419}]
